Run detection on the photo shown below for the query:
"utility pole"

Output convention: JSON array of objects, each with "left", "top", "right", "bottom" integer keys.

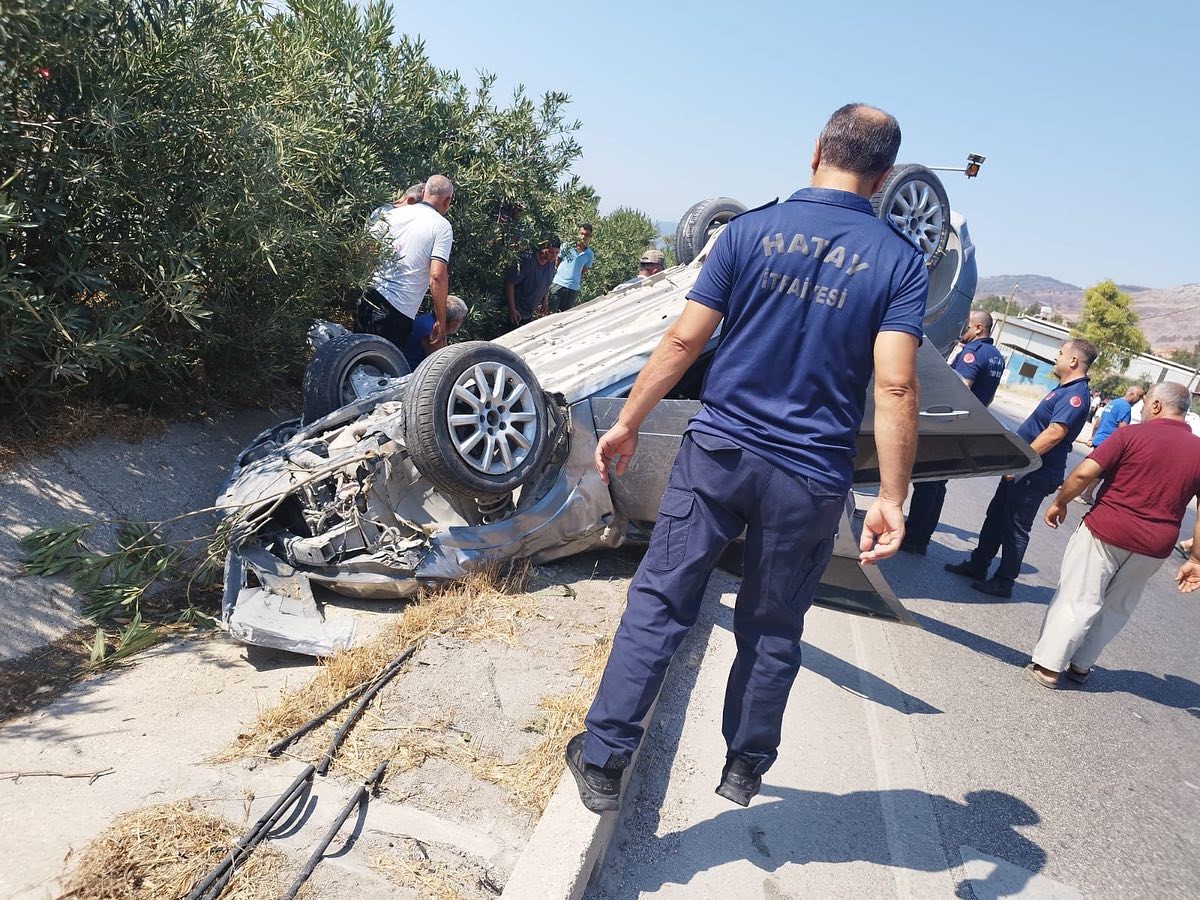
[{"left": 991, "top": 282, "right": 1020, "bottom": 347}]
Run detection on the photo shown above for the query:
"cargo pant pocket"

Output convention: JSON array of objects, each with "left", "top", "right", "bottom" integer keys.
[{"left": 646, "top": 486, "right": 695, "bottom": 572}]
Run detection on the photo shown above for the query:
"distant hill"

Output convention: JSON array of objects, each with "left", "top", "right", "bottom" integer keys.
[
  {"left": 654, "top": 219, "right": 677, "bottom": 238},
  {"left": 975, "top": 275, "right": 1200, "bottom": 354},
  {"left": 976, "top": 274, "right": 1080, "bottom": 295}
]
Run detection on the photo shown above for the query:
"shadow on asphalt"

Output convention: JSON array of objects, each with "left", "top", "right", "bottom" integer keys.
[
  {"left": 884, "top": 554, "right": 1056, "bottom": 607},
  {"left": 910, "top": 612, "right": 1030, "bottom": 668},
  {"left": 1075, "top": 668, "right": 1200, "bottom": 717},
  {"left": 604, "top": 782, "right": 1045, "bottom": 900},
  {"left": 799, "top": 642, "right": 942, "bottom": 715}
]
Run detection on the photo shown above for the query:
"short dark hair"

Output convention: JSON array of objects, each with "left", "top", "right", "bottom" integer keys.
[
  {"left": 1064, "top": 338, "right": 1099, "bottom": 368},
  {"left": 541, "top": 235, "right": 562, "bottom": 250},
  {"left": 579, "top": 223, "right": 593, "bottom": 234},
  {"left": 818, "top": 104, "right": 901, "bottom": 178}
]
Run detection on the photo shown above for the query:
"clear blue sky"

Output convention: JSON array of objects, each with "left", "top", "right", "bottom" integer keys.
[{"left": 390, "top": 0, "right": 1198, "bottom": 288}]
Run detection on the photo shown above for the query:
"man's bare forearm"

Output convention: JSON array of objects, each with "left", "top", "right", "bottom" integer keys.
[
  {"left": 1052, "top": 460, "right": 1102, "bottom": 505},
  {"left": 873, "top": 382, "right": 918, "bottom": 504},
  {"left": 1029, "top": 423, "right": 1068, "bottom": 456},
  {"left": 616, "top": 328, "right": 705, "bottom": 431}
]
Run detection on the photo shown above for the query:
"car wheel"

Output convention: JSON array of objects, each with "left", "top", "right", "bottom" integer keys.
[
  {"left": 301, "top": 333, "right": 410, "bottom": 424},
  {"left": 674, "top": 197, "right": 747, "bottom": 265},
  {"left": 870, "top": 164, "right": 951, "bottom": 269},
  {"left": 403, "top": 341, "right": 551, "bottom": 498}
]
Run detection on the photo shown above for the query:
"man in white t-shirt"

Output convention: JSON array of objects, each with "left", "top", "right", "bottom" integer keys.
[{"left": 356, "top": 174, "right": 454, "bottom": 349}]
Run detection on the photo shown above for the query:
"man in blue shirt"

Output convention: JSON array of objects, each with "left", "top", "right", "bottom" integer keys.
[
  {"left": 402, "top": 294, "right": 468, "bottom": 371},
  {"left": 548, "top": 224, "right": 594, "bottom": 312},
  {"left": 1077, "top": 385, "right": 1144, "bottom": 504},
  {"left": 946, "top": 339, "right": 1098, "bottom": 598},
  {"left": 566, "top": 104, "right": 926, "bottom": 812},
  {"left": 902, "top": 309, "right": 1006, "bottom": 553}
]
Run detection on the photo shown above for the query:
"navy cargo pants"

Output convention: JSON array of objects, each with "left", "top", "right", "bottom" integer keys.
[
  {"left": 968, "top": 471, "right": 1057, "bottom": 587},
  {"left": 904, "top": 479, "right": 948, "bottom": 550},
  {"left": 583, "top": 430, "right": 844, "bottom": 775}
]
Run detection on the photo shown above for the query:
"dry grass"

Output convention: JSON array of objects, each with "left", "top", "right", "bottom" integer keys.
[
  {"left": 62, "top": 801, "right": 284, "bottom": 900},
  {"left": 0, "top": 400, "right": 168, "bottom": 471},
  {"left": 372, "top": 848, "right": 469, "bottom": 900},
  {"left": 466, "top": 633, "right": 613, "bottom": 812},
  {"left": 220, "top": 561, "right": 615, "bottom": 816},
  {"left": 368, "top": 633, "right": 613, "bottom": 814},
  {"left": 219, "top": 564, "right": 535, "bottom": 769}
]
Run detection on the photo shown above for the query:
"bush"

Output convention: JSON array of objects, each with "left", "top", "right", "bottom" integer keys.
[{"left": 0, "top": 0, "right": 597, "bottom": 426}]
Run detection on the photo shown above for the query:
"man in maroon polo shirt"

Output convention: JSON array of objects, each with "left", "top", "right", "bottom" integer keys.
[{"left": 1027, "top": 381, "right": 1200, "bottom": 688}]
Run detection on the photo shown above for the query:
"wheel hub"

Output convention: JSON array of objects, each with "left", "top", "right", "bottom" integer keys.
[
  {"left": 446, "top": 362, "right": 539, "bottom": 475},
  {"left": 888, "top": 179, "right": 944, "bottom": 260}
]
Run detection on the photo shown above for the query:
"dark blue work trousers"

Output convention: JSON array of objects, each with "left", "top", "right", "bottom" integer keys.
[
  {"left": 583, "top": 431, "right": 844, "bottom": 775},
  {"left": 905, "top": 479, "right": 948, "bottom": 549},
  {"left": 968, "top": 472, "right": 1057, "bottom": 586}
]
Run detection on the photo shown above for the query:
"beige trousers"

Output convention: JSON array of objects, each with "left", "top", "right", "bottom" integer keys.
[{"left": 1031, "top": 524, "right": 1165, "bottom": 672}]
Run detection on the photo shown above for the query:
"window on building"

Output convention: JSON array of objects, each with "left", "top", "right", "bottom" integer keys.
[{"left": 1019, "top": 362, "right": 1038, "bottom": 379}]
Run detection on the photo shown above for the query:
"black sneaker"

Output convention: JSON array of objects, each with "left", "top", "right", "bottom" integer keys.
[
  {"left": 944, "top": 560, "right": 986, "bottom": 578},
  {"left": 565, "top": 733, "right": 622, "bottom": 813},
  {"left": 970, "top": 578, "right": 1013, "bottom": 599},
  {"left": 715, "top": 756, "right": 762, "bottom": 807}
]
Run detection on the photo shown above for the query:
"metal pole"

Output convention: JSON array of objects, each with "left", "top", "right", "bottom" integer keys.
[{"left": 991, "top": 282, "right": 1020, "bottom": 348}]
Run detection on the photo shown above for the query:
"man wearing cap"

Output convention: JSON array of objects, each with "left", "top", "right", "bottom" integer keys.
[
  {"left": 619, "top": 249, "right": 667, "bottom": 287},
  {"left": 566, "top": 103, "right": 926, "bottom": 812},
  {"left": 901, "top": 309, "right": 1005, "bottom": 554},
  {"left": 945, "top": 339, "right": 1097, "bottom": 598},
  {"left": 504, "top": 237, "right": 562, "bottom": 329},
  {"left": 548, "top": 224, "right": 594, "bottom": 312}
]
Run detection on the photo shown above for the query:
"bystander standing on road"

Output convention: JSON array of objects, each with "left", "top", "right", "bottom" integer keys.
[
  {"left": 402, "top": 294, "right": 468, "bottom": 371},
  {"left": 902, "top": 309, "right": 1005, "bottom": 554},
  {"left": 1028, "top": 381, "right": 1200, "bottom": 688},
  {"left": 548, "top": 224, "right": 594, "bottom": 312},
  {"left": 357, "top": 175, "right": 454, "bottom": 350},
  {"left": 1077, "top": 385, "right": 1143, "bottom": 504},
  {"left": 945, "top": 339, "right": 1096, "bottom": 598},
  {"left": 566, "top": 103, "right": 927, "bottom": 812},
  {"left": 503, "top": 237, "right": 561, "bottom": 329}
]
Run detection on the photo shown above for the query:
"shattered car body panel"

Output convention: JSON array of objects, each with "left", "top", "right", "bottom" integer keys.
[{"left": 218, "top": 209, "right": 1037, "bottom": 656}]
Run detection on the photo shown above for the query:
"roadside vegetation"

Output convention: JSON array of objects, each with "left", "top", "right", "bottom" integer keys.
[{"left": 1, "top": 0, "right": 657, "bottom": 431}]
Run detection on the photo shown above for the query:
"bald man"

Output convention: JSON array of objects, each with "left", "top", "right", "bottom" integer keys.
[
  {"left": 358, "top": 174, "right": 455, "bottom": 349},
  {"left": 902, "top": 309, "right": 1006, "bottom": 554},
  {"left": 1029, "top": 382, "right": 1200, "bottom": 688}
]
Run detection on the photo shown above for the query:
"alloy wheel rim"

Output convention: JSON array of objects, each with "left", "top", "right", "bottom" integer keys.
[
  {"left": 446, "top": 362, "right": 538, "bottom": 475},
  {"left": 887, "top": 179, "right": 944, "bottom": 259}
]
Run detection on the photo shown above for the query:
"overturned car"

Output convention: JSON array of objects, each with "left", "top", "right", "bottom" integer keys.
[{"left": 218, "top": 166, "right": 1038, "bottom": 656}]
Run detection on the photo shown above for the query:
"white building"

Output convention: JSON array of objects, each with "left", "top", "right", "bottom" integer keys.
[{"left": 989, "top": 314, "right": 1200, "bottom": 396}]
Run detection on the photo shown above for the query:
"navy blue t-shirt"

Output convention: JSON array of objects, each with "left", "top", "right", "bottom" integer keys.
[
  {"left": 403, "top": 312, "right": 436, "bottom": 371},
  {"left": 686, "top": 187, "right": 928, "bottom": 491},
  {"left": 952, "top": 337, "right": 1005, "bottom": 406},
  {"left": 1016, "top": 377, "right": 1091, "bottom": 482}
]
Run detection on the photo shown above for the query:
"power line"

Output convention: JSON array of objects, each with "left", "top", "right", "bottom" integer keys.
[{"left": 1132, "top": 304, "right": 1200, "bottom": 321}]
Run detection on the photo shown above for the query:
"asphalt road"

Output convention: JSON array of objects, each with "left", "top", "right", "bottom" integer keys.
[{"left": 592, "top": 395, "right": 1199, "bottom": 899}]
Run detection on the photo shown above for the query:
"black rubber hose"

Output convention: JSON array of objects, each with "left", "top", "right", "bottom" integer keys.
[
  {"left": 280, "top": 761, "right": 390, "bottom": 900},
  {"left": 185, "top": 764, "right": 316, "bottom": 900},
  {"left": 316, "top": 645, "right": 417, "bottom": 776}
]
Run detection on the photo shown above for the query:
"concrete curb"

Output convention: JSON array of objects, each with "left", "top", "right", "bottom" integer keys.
[{"left": 501, "top": 695, "right": 663, "bottom": 900}]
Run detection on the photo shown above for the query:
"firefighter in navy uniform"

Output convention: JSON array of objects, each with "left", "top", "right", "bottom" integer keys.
[
  {"left": 901, "top": 309, "right": 1006, "bottom": 554},
  {"left": 945, "top": 339, "right": 1097, "bottom": 598},
  {"left": 564, "top": 104, "right": 928, "bottom": 812}
]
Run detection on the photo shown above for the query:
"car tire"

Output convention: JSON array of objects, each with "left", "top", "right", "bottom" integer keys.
[
  {"left": 674, "top": 197, "right": 747, "bottom": 265},
  {"left": 870, "top": 164, "right": 951, "bottom": 269},
  {"left": 403, "top": 341, "right": 551, "bottom": 498},
  {"left": 301, "top": 333, "right": 410, "bottom": 424}
]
